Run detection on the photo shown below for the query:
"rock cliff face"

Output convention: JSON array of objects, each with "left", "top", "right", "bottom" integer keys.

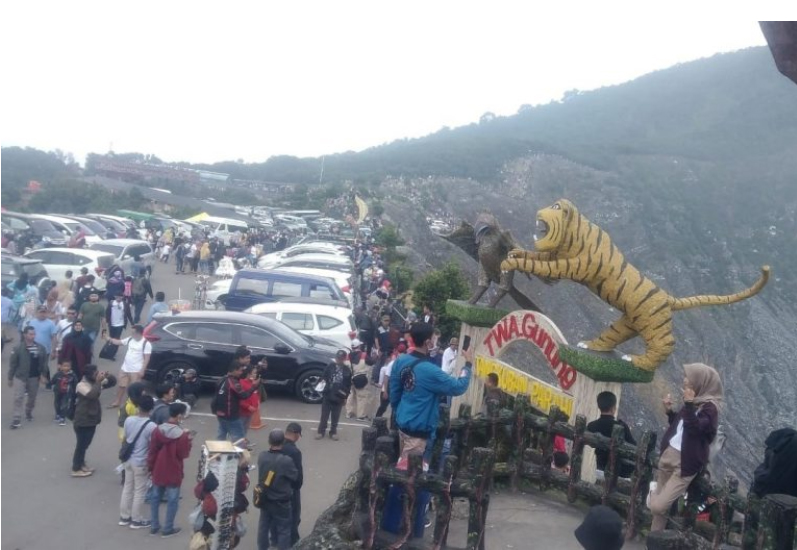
[{"left": 382, "top": 153, "right": 796, "bottom": 485}]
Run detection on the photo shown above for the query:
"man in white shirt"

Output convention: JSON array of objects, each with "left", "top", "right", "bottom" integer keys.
[
  {"left": 107, "top": 325, "right": 152, "bottom": 408},
  {"left": 441, "top": 337, "right": 459, "bottom": 375},
  {"left": 55, "top": 308, "right": 77, "bottom": 354}
]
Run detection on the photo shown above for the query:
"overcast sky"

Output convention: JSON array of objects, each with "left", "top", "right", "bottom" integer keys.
[{"left": 1, "top": 3, "right": 773, "bottom": 166}]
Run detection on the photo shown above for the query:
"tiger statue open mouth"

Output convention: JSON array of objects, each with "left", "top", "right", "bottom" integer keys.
[{"left": 501, "top": 199, "right": 770, "bottom": 372}]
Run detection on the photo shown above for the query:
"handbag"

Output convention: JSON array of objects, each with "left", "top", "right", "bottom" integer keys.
[
  {"left": 99, "top": 340, "right": 119, "bottom": 361},
  {"left": 119, "top": 420, "right": 152, "bottom": 462}
]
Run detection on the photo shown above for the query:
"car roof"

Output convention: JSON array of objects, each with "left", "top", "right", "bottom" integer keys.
[
  {"left": 276, "top": 253, "right": 352, "bottom": 263},
  {"left": 246, "top": 301, "right": 352, "bottom": 315},
  {"left": 235, "top": 268, "right": 337, "bottom": 284},
  {"left": 91, "top": 239, "right": 150, "bottom": 246},
  {"left": 1, "top": 252, "right": 44, "bottom": 265},
  {"left": 26, "top": 247, "right": 116, "bottom": 258},
  {"left": 276, "top": 266, "right": 349, "bottom": 280},
  {"left": 153, "top": 310, "right": 292, "bottom": 332}
]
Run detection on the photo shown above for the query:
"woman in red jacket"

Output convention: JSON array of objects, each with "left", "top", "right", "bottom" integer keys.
[{"left": 649, "top": 363, "right": 723, "bottom": 531}]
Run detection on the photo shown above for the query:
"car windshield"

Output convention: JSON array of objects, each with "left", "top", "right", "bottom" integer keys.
[
  {"left": 76, "top": 219, "right": 108, "bottom": 235},
  {"left": 62, "top": 221, "right": 97, "bottom": 236},
  {"left": 90, "top": 244, "right": 125, "bottom": 257},
  {"left": 29, "top": 219, "right": 58, "bottom": 233}
]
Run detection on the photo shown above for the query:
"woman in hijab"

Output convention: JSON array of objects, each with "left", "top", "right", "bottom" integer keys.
[
  {"left": 105, "top": 270, "right": 125, "bottom": 299},
  {"left": 649, "top": 363, "right": 723, "bottom": 531}
]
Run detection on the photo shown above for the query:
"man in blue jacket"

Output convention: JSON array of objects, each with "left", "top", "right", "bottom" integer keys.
[{"left": 389, "top": 322, "right": 472, "bottom": 460}]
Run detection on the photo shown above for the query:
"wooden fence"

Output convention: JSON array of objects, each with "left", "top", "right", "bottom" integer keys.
[{"left": 355, "top": 394, "right": 796, "bottom": 550}]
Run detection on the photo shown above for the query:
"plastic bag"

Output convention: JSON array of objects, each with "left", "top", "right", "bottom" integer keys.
[{"left": 188, "top": 504, "right": 205, "bottom": 532}]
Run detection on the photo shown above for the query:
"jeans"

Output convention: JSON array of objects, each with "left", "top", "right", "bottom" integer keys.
[
  {"left": 120, "top": 463, "right": 150, "bottom": 522},
  {"left": 85, "top": 330, "right": 98, "bottom": 344},
  {"left": 175, "top": 257, "right": 184, "bottom": 273},
  {"left": 150, "top": 485, "right": 181, "bottom": 532},
  {"left": 72, "top": 425, "right": 97, "bottom": 471},
  {"left": 318, "top": 398, "right": 342, "bottom": 436},
  {"left": 258, "top": 500, "right": 292, "bottom": 550},
  {"left": 54, "top": 390, "right": 69, "bottom": 419},
  {"left": 12, "top": 376, "right": 40, "bottom": 422},
  {"left": 217, "top": 417, "right": 246, "bottom": 442}
]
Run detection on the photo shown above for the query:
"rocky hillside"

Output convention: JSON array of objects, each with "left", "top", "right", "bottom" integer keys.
[{"left": 381, "top": 149, "right": 795, "bottom": 485}]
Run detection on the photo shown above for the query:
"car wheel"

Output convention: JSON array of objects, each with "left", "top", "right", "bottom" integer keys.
[
  {"left": 158, "top": 361, "right": 194, "bottom": 385},
  {"left": 295, "top": 368, "right": 324, "bottom": 404}
]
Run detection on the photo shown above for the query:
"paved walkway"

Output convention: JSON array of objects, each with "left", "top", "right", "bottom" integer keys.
[{"left": 445, "top": 489, "right": 645, "bottom": 550}]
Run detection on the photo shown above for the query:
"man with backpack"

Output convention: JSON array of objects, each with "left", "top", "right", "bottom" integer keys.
[
  {"left": 212, "top": 346, "right": 260, "bottom": 443},
  {"left": 389, "top": 323, "right": 473, "bottom": 462},
  {"left": 255, "top": 429, "right": 298, "bottom": 550},
  {"left": 130, "top": 272, "right": 153, "bottom": 325},
  {"left": 315, "top": 351, "right": 352, "bottom": 441}
]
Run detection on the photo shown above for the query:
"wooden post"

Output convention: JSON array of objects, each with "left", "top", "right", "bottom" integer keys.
[
  {"left": 567, "top": 415, "right": 586, "bottom": 503},
  {"left": 626, "top": 430, "right": 657, "bottom": 539},
  {"left": 432, "top": 455, "right": 457, "bottom": 550},
  {"left": 457, "top": 404, "right": 473, "bottom": 472},
  {"left": 757, "top": 494, "right": 797, "bottom": 550},
  {"left": 511, "top": 395, "right": 531, "bottom": 491},
  {"left": 466, "top": 447, "right": 495, "bottom": 550},
  {"left": 392, "top": 451, "right": 424, "bottom": 548},
  {"left": 570, "top": 374, "right": 622, "bottom": 483},
  {"left": 370, "top": 435, "right": 397, "bottom": 548},
  {"left": 372, "top": 416, "right": 389, "bottom": 438},
  {"left": 744, "top": 494, "right": 763, "bottom": 550},
  {"left": 602, "top": 423, "right": 625, "bottom": 504},
  {"left": 430, "top": 403, "right": 450, "bottom": 472},
  {"left": 539, "top": 405, "right": 557, "bottom": 491}
]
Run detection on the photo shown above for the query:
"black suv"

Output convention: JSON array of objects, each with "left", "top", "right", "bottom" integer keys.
[
  {"left": 143, "top": 310, "right": 341, "bottom": 404},
  {"left": 1, "top": 252, "right": 52, "bottom": 298}
]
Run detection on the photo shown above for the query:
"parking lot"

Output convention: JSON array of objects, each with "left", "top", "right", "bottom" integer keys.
[{"left": 1, "top": 261, "right": 365, "bottom": 549}]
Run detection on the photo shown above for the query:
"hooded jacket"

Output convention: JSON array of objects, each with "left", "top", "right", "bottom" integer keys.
[
  {"left": 73, "top": 379, "right": 103, "bottom": 428},
  {"left": 751, "top": 428, "right": 797, "bottom": 498},
  {"left": 660, "top": 401, "right": 718, "bottom": 477},
  {"left": 389, "top": 351, "right": 472, "bottom": 438},
  {"left": 148, "top": 422, "right": 192, "bottom": 487}
]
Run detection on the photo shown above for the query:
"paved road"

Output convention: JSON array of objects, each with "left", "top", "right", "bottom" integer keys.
[{"left": 1, "top": 261, "right": 365, "bottom": 550}]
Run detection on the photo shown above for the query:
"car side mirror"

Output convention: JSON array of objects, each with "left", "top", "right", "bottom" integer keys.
[{"left": 274, "top": 342, "right": 291, "bottom": 355}]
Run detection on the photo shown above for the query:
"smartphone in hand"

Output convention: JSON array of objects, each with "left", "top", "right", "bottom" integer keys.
[{"left": 462, "top": 335, "right": 472, "bottom": 352}]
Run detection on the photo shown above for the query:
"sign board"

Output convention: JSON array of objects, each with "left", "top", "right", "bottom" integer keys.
[{"left": 475, "top": 355, "right": 574, "bottom": 418}]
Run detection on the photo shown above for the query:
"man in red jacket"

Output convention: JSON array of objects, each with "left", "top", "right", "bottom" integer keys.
[{"left": 147, "top": 402, "right": 193, "bottom": 538}]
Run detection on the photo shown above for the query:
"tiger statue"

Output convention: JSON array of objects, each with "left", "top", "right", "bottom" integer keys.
[{"left": 500, "top": 199, "right": 770, "bottom": 372}]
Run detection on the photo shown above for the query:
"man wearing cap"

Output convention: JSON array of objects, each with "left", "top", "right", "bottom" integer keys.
[
  {"left": 346, "top": 340, "right": 373, "bottom": 421},
  {"left": 315, "top": 350, "right": 352, "bottom": 441},
  {"left": 24, "top": 305, "right": 58, "bottom": 386},
  {"left": 280, "top": 423, "right": 303, "bottom": 546},
  {"left": 256, "top": 429, "right": 298, "bottom": 550},
  {"left": 441, "top": 337, "right": 459, "bottom": 375}
]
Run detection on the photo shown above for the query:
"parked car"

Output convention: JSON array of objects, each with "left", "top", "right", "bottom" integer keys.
[
  {"left": 61, "top": 215, "right": 117, "bottom": 240},
  {"left": 142, "top": 310, "right": 340, "bottom": 403},
  {"left": 1, "top": 252, "right": 52, "bottom": 296},
  {"left": 88, "top": 239, "right": 156, "bottom": 277},
  {"left": 28, "top": 214, "right": 103, "bottom": 245},
  {"left": 86, "top": 213, "right": 139, "bottom": 234},
  {"left": 275, "top": 266, "right": 354, "bottom": 305},
  {"left": 258, "top": 252, "right": 354, "bottom": 272},
  {"left": 2, "top": 212, "right": 68, "bottom": 247},
  {"left": 82, "top": 214, "right": 128, "bottom": 238},
  {"left": 244, "top": 302, "right": 356, "bottom": 349},
  {"left": 257, "top": 244, "right": 348, "bottom": 265},
  {"left": 24, "top": 248, "right": 116, "bottom": 291},
  {"left": 217, "top": 268, "right": 349, "bottom": 311}
]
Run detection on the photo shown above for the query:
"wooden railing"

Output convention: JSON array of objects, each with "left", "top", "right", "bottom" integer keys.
[{"left": 354, "top": 394, "right": 796, "bottom": 550}]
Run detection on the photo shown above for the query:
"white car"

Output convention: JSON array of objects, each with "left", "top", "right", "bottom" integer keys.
[
  {"left": 206, "top": 278, "right": 233, "bottom": 307},
  {"left": 244, "top": 302, "right": 356, "bottom": 349},
  {"left": 24, "top": 248, "right": 116, "bottom": 291},
  {"left": 30, "top": 214, "right": 104, "bottom": 245},
  {"left": 89, "top": 239, "right": 156, "bottom": 277},
  {"left": 258, "top": 252, "right": 353, "bottom": 272},
  {"left": 257, "top": 244, "right": 348, "bottom": 267}
]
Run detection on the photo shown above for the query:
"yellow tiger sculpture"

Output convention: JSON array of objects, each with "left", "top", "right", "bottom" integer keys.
[{"left": 500, "top": 199, "right": 770, "bottom": 372}]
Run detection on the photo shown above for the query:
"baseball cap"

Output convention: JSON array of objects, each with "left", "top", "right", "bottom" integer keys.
[{"left": 286, "top": 422, "right": 302, "bottom": 435}]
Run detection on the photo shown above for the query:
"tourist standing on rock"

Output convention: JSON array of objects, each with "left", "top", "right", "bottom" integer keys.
[
  {"left": 148, "top": 402, "right": 193, "bottom": 538},
  {"left": 8, "top": 326, "right": 47, "bottom": 429},
  {"left": 315, "top": 350, "right": 352, "bottom": 441},
  {"left": 256, "top": 429, "right": 298, "bottom": 550},
  {"left": 649, "top": 363, "right": 723, "bottom": 531},
  {"left": 389, "top": 323, "right": 472, "bottom": 462}
]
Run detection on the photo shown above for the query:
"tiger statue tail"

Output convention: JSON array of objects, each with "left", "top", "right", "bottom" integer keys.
[{"left": 668, "top": 266, "right": 770, "bottom": 311}]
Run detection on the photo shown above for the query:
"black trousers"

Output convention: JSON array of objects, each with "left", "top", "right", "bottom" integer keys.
[
  {"left": 72, "top": 425, "right": 96, "bottom": 471},
  {"left": 270, "top": 492, "right": 301, "bottom": 546},
  {"left": 318, "top": 399, "right": 342, "bottom": 436},
  {"left": 375, "top": 393, "right": 390, "bottom": 418}
]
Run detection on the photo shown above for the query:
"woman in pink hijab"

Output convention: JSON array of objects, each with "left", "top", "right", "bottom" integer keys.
[{"left": 649, "top": 363, "right": 724, "bottom": 531}]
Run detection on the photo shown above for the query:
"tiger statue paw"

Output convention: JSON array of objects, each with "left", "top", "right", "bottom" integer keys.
[{"left": 507, "top": 248, "right": 526, "bottom": 259}]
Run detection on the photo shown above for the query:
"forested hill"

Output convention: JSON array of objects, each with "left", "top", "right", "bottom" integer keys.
[{"left": 186, "top": 46, "right": 797, "bottom": 185}]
